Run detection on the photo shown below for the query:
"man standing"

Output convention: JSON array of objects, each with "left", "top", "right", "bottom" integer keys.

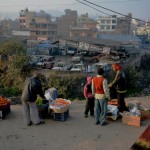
[
  {"left": 21, "top": 70, "right": 45, "bottom": 126},
  {"left": 109, "top": 63, "right": 128, "bottom": 113},
  {"left": 92, "top": 68, "right": 111, "bottom": 126}
]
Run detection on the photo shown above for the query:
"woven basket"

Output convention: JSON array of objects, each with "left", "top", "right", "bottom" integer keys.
[
  {"left": 49, "top": 100, "right": 71, "bottom": 113},
  {"left": 50, "top": 105, "right": 69, "bottom": 113}
]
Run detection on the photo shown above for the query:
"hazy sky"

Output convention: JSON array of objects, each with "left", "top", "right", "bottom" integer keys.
[{"left": 0, "top": 0, "right": 150, "bottom": 20}]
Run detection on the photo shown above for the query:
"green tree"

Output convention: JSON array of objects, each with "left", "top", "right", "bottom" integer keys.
[{"left": 0, "top": 40, "right": 30, "bottom": 96}]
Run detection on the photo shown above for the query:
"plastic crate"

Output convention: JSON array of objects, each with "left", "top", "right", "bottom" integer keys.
[
  {"left": 0, "top": 103, "right": 11, "bottom": 119},
  {"left": 53, "top": 109, "right": 69, "bottom": 121}
]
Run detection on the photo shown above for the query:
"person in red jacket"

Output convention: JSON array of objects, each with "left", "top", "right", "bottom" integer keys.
[
  {"left": 83, "top": 77, "right": 95, "bottom": 118},
  {"left": 92, "top": 68, "right": 111, "bottom": 126}
]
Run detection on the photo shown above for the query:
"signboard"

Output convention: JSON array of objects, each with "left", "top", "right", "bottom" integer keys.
[
  {"left": 89, "top": 44, "right": 102, "bottom": 51},
  {"left": 59, "top": 39, "right": 66, "bottom": 46},
  {"left": 102, "top": 47, "right": 111, "bottom": 54},
  {"left": 12, "top": 30, "right": 30, "bottom": 36},
  {"left": 79, "top": 42, "right": 89, "bottom": 50},
  {"left": 66, "top": 41, "right": 78, "bottom": 47}
]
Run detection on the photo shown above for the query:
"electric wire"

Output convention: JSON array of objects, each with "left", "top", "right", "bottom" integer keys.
[{"left": 82, "top": 0, "right": 149, "bottom": 23}]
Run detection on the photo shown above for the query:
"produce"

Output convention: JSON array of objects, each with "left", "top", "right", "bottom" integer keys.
[
  {"left": 55, "top": 98, "right": 70, "bottom": 105},
  {"left": 36, "top": 96, "right": 43, "bottom": 106},
  {"left": 0, "top": 96, "right": 10, "bottom": 107}
]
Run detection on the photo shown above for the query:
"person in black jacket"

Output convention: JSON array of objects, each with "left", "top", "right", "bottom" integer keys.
[
  {"left": 21, "top": 70, "right": 45, "bottom": 126},
  {"left": 109, "top": 63, "right": 128, "bottom": 113}
]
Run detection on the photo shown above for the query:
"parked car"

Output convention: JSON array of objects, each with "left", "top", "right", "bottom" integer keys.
[
  {"left": 93, "top": 62, "right": 112, "bottom": 72},
  {"left": 52, "top": 62, "right": 73, "bottom": 71},
  {"left": 72, "top": 53, "right": 84, "bottom": 62},
  {"left": 70, "top": 63, "right": 86, "bottom": 72},
  {"left": 36, "top": 56, "right": 55, "bottom": 69}
]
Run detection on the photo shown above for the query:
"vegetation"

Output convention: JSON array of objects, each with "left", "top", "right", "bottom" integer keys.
[{"left": 0, "top": 40, "right": 150, "bottom": 99}]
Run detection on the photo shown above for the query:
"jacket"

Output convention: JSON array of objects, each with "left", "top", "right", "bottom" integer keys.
[
  {"left": 83, "top": 77, "right": 94, "bottom": 98},
  {"left": 92, "top": 75, "right": 110, "bottom": 100},
  {"left": 21, "top": 76, "right": 45, "bottom": 102},
  {"left": 110, "top": 70, "right": 127, "bottom": 93}
]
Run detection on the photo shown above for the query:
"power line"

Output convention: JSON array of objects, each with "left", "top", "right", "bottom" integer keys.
[
  {"left": 76, "top": 0, "right": 138, "bottom": 26},
  {"left": 82, "top": 0, "right": 149, "bottom": 23}
]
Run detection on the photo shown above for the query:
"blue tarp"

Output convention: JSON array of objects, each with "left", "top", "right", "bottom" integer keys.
[{"left": 35, "top": 43, "right": 58, "bottom": 48}]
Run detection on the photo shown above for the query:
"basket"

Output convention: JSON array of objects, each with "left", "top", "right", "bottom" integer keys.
[
  {"left": 49, "top": 99, "right": 71, "bottom": 113},
  {"left": 37, "top": 100, "right": 49, "bottom": 119}
]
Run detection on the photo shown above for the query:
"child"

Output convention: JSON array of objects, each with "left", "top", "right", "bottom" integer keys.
[{"left": 83, "top": 77, "right": 95, "bottom": 118}]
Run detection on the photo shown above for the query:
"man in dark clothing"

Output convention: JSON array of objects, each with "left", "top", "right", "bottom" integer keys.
[
  {"left": 109, "top": 63, "right": 128, "bottom": 113},
  {"left": 21, "top": 70, "right": 45, "bottom": 126}
]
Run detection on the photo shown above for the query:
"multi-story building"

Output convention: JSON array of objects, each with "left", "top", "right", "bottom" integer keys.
[
  {"left": 56, "top": 9, "right": 77, "bottom": 38},
  {"left": 0, "top": 19, "right": 19, "bottom": 37},
  {"left": 97, "top": 13, "right": 132, "bottom": 35},
  {"left": 97, "top": 15, "right": 117, "bottom": 33},
  {"left": 116, "top": 13, "right": 132, "bottom": 34},
  {"left": 70, "top": 13, "right": 98, "bottom": 38},
  {"left": 19, "top": 8, "right": 57, "bottom": 40}
]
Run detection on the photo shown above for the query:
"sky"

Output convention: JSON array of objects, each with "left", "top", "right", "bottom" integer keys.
[{"left": 0, "top": 0, "right": 150, "bottom": 21}]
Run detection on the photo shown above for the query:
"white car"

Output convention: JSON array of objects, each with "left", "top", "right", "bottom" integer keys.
[
  {"left": 52, "top": 62, "right": 73, "bottom": 71},
  {"left": 71, "top": 63, "right": 85, "bottom": 72}
]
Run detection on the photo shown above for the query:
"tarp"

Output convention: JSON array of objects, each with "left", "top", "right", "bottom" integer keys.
[{"left": 35, "top": 43, "right": 58, "bottom": 48}]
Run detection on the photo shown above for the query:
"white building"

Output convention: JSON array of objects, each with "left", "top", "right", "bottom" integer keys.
[{"left": 97, "top": 15, "right": 117, "bottom": 32}]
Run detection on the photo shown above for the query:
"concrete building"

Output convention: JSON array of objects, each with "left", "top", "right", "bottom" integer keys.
[
  {"left": 19, "top": 8, "right": 57, "bottom": 40},
  {"left": 97, "top": 13, "right": 132, "bottom": 35},
  {"left": 0, "top": 19, "right": 19, "bottom": 37},
  {"left": 56, "top": 9, "right": 77, "bottom": 38},
  {"left": 70, "top": 13, "right": 98, "bottom": 38},
  {"left": 116, "top": 13, "right": 132, "bottom": 34},
  {"left": 97, "top": 15, "right": 117, "bottom": 33}
]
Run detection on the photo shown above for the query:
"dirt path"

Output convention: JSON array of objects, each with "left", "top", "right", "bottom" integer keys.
[{"left": 0, "top": 97, "right": 150, "bottom": 150}]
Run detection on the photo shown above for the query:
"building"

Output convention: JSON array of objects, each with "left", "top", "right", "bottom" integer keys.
[
  {"left": 19, "top": 8, "right": 57, "bottom": 40},
  {"left": 116, "top": 13, "right": 132, "bottom": 34},
  {"left": 70, "top": 13, "right": 98, "bottom": 38},
  {"left": 0, "top": 19, "right": 19, "bottom": 37},
  {"left": 97, "top": 15, "right": 117, "bottom": 33},
  {"left": 56, "top": 9, "right": 77, "bottom": 38},
  {"left": 97, "top": 13, "right": 132, "bottom": 35}
]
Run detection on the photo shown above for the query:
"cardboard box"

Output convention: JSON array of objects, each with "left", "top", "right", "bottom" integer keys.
[
  {"left": 122, "top": 112, "right": 140, "bottom": 127},
  {"left": 141, "top": 110, "right": 150, "bottom": 121}
]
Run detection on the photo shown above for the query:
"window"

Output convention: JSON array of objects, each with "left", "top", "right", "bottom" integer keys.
[
  {"left": 112, "top": 20, "right": 116, "bottom": 23},
  {"left": 112, "top": 25, "right": 116, "bottom": 29}
]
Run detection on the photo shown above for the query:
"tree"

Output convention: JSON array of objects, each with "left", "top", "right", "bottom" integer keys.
[{"left": 0, "top": 39, "right": 30, "bottom": 96}]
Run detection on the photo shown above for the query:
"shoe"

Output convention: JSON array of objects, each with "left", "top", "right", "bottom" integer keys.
[
  {"left": 101, "top": 122, "right": 108, "bottom": 126},
  {"left": 90, "top": 114, "right": 95, "bottom": 117},
  {"left": 95, "top": 121, "right": 100, "bottom": 125},
  {"left": 36, "top": 121, "right": 45, "bottom": 125},
  {"left": 84, "top": 115, "right": 88, "bottom": 118},
  {"left": 27, "top": 121, "right": 32, "bottom": 126}
]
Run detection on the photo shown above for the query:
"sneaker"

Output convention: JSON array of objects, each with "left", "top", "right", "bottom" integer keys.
[
  {"left": 27, "top": 121, "right": 32, "bottom": 126},
  {"left": 101, "top": 122, "right": 108, "bottom": 126},
  {"left": 84, "top": 115, "right": 88, "bottom": 118},
  {"left": 95, "top": 121, "right": 100, "bottom": 125},
  {"left": 36, "top": 121, "right": 45, "bottom": 125}
]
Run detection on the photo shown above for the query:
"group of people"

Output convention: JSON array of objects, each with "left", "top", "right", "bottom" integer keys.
[
  {"left": 21, "top": 63, "right": 127, "bottom": 127},
  {"left": 83, "top": 63, "right": 128, "bottom": 126}
]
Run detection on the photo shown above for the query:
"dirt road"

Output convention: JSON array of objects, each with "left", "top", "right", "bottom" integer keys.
[{"left": 0, "top": 97, "right": 150, "bottom": 150}]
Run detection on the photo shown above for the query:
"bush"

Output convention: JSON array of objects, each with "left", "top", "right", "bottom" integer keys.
[{"left": 0, "top": 87, "right": 21, "bottom": 97}]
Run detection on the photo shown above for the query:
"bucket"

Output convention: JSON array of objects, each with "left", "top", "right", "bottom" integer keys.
[{"left": 37, "top": 100, "right": 49, "bottom": 119}]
